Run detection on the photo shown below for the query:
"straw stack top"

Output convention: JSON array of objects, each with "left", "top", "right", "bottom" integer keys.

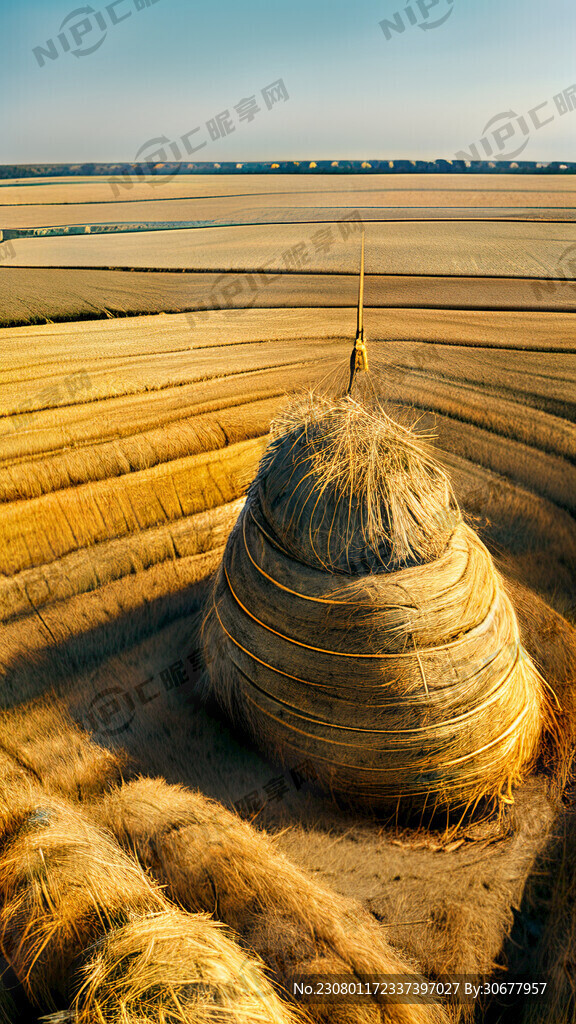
[{"left": 254, "top": 393, "right": 461, "bottom": 575}]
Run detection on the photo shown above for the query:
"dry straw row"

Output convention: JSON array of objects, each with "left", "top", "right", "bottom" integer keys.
[
  {"left": 0, "top": 748, "right": 301, "bottom": 1024},
  {"left": 92, "top": 776, "right": 451, "bottom": 1024},
  {"left": 0, "top": 702, "right": 451, "bottom": 1024},
  {"left": 204, "top": 393, "right": 556, "bottom": 814}
]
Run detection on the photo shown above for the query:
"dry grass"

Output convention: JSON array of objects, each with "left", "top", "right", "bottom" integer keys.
[
  {"left": 430, "top": 415, "right": 576, "bottom": 516},
  {"left": 2, "top": 171, "right": 575, "bottom": 206},
  {"left": 0, "top": 398, "right": 278, "bottom": 503},
  {"left": 72, "top": 910, "right": 304, "bottom": 1024},
  {"left": 0, "top": 501, "right": 242, "bottom": 622},
  {"left": 0, "top": 761, "right": 301, "bottom": 1022},
  {"left": 0, "top": 697, "right": 123, "bottom": 800},
  {"left": 0, "top": 548, "right": 217, "bottom": 707},
  {"left": 0, "top": 362, "right": 322, "bottom": 464},
  {"left": 0, "top": 797, "right": 159, "bottom": 1003},
  {"left": 9, "top": 220, "right": 574, "bottom": 277},
  {"left": 0, "top": 438, "right": 265, "bottom": 576},
  {"left": 259, "top": 393, "right": 459, "bottom": 571},
  {"left": 1, "top": 175, "right": 575, "bottom": 1024},
  {"left": 0, "top": 700, "right": 454, "bottom": 1024},
  {"left": 507, "top": 579, "right": 576, "bottom": 790},
  {"left": 0, "top": 337, "right": 348, "bottom": 421},
  {"left": 204, "top": 394, "right": 556, "bottom": 815},
  {"left": 383, "top": 373, "right": 576, "bottom": 464},
  {"left": 387, "top": 344, "right": 576, "bottom": 420},
  {"left": 442, "top": 452, "right": 576, "bottom": 615},
  {"left": 92, "top": 776, "right": 452, "bottom": 1024},
  {"left": 3, "top": 176, "right": 574, "bottom": 232}
]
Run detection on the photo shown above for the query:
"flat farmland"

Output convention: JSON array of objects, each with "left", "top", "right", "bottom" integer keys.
[
  {"left": 0, "top": 172, "right": 575, "bottom": 1023},
  {"left": 1, "top": 170, "right": 574, "bottom": 680}
]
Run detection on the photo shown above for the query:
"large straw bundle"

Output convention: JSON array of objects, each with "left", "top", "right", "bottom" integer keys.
[
  {"left": 203, "top": 394, "right": 553, "bottom": 814},
  {"left": 0, "top": 700, "right": 451, "bottom": 1024}
]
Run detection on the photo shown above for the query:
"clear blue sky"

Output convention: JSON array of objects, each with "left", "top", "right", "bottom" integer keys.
[{"left": 1, "top": 0, "right": 575, "bottom": 162}]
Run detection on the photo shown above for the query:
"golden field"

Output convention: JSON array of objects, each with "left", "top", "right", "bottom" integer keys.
[{"left": 0, "top": 172, "right": 575, "bottom": 1023}]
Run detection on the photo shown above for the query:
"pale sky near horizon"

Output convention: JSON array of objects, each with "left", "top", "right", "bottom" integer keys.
[{"left": 1, "top": 0, "right": 575, "bottom": 163}]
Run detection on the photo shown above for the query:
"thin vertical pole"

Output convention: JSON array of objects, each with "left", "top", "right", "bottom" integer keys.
[
  {"left": 356, "top": 228, "right": 365, "bottom": 340},
  {"left": 347, "top": 229, "right": 368, "bottom": 396}
]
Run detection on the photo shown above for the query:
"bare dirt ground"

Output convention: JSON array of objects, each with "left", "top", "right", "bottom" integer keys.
[{"left": 0, "top": 172, "right": 575, "bottom": 1022}]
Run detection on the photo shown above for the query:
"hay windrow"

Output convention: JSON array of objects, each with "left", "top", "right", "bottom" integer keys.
[
  {"left": 0, "top": 437, "right": 265, "bottom": 577},
  {"left": 92, "top": 776, "right": 452, "bottom": 1024},
  {"left": 203, "top": 393, "right": 555, "bottom": 815},
  {"left": 72, "top": 911, "right": 304, "bottom": 1024},
  {"left": 0, "top": 796, "right": 162, "bottom": 1002},
  {"left": 0, "top": 787, "right": 298, "bottom": 1023}
]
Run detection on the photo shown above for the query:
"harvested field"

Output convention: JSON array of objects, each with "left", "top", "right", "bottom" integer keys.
[
  {"left": 0, "top": 171, "right": 575, "bottom": 1023},
  {"left": 7, "top": 221, "right": 576, "bottom": 278},
  {"left": 2, "top": 272, "right": 576, "bottom": 327}
]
